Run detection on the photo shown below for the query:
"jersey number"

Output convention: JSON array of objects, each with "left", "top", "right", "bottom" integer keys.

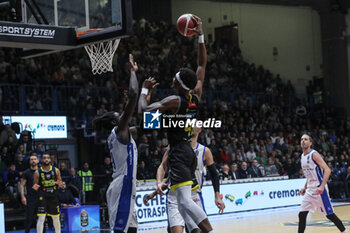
[{"left": 185, "top": 125, "right": 193, "bottom": 137}]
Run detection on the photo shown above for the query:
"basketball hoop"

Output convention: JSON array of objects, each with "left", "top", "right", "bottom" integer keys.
[{"left": 78, "top": 29, "right": 121, "bottom": 75}]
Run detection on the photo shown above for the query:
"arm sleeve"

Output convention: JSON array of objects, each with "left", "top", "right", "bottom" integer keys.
[{"left": 207, "top": 164, "right": 220, "bottom": 193}]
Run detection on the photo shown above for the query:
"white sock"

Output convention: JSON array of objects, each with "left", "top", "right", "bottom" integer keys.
[
  {"left": 341, "top": 230, "right": 348, "bottom": 233},
  {"left": 52, "top": 216, "right": 61, "bottom": 233},
  {"left": 36, "top": 215, "right": 46, "bottom": 233}
]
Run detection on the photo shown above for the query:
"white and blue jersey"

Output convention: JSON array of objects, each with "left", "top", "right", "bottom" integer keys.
[
  {"left": 300, "top": 149, "right": 334, "bottom": 215},
  {"left": 106, "top": 127, "right": 138, "bottom": 231}
]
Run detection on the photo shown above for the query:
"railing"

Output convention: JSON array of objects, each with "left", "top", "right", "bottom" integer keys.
[{"left": 0, "top": 83, "right": 296, "bottom": 116}]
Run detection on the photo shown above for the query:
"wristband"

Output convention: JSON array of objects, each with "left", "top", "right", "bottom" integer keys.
[
  {"left": 198, "top": 34, "right": 204, "bottom": 43},
  {"left": 141, "top": 88, "right": 149, "bottom": 95}
]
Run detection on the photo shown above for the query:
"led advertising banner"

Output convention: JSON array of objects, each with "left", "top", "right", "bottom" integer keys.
[
  {"left": 2, "top": 116, "right": 67, "bottom": 139},
  {"left": 0, "top": 203, "right": 4, "bottom": 233},
  {"left": 135, "top": 178, "right": 306, "bottom": 223}
]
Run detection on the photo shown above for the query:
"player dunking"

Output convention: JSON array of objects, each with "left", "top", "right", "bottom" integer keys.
[
  {"left": 155, "top": 127, "right": 225, "bottom": 233},
  {"left": 33, "top": 153, "right": 63, "bottom": 233},
  {"left": 138, "top": 15, "right": 215, "bottom": 233},
  {"left": 92, "top": 54, "right": 139, "bottom": 233},
  {"left": 298, "top": 134, "right": 348, "bottom": 233}
]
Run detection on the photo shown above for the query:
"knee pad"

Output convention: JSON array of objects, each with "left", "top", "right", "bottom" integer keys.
[
  {"left": 127, "top": 227, "right": 137, "bottom": 233},
  {"left": 37, "top": 215, "right": 46, "bottom": 225},
  {"left": 327, "top": 213, "right": 335, "bottom": 220},
  {"left": 298, "top": 211, "right": 308, "bottom": 219}
]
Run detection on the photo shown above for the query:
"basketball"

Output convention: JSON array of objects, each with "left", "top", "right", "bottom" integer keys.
[{"left": 176, "top": 13, "right": 196, "bottom": 37}]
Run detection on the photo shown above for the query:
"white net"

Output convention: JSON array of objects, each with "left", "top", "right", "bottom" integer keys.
[{"left": 84, "top": 38, "right": 120, "bottom": 75}]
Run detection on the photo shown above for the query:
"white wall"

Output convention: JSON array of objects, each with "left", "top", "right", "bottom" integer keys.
[{"left": 171, "top": 0, "right": 323, "bottom": 95}]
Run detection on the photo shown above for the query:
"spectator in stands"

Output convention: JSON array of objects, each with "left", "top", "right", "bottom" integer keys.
[
  {"left": 15, "top": 152, "right": 28, "bottom": 177},
  {"left": 59, "top": 161, "right": 70, "bottom": 183},
  {"left": 17, "top": 131, "right": 32, "bottom": 155},
  {"left": 209, "top": 139, "right": 220, "bottom": 162},
  {"left": 256, "top": 149, "right": 268, "bottom": 165},
  {"left": 0, "top": 145, "right": 12, "bottom": 165},
  {"left": 246, "top": 145, "right": 256, "bottom": 163},
  {"left": 273, "top": 138, "right": 284, "bottom": 153},
  {"left": 220, "top": 163, "right": 232, "bottom": 180},
  {"left": 229, "top": 163, "right": 239, "bottom": 180},
  {"left": 15, "top": 144, "right": 26, "bottom": 161},
  {"left": 50, "top": 153, "right": 57, "bottom": 167},
  {"left": 0, "top": 116, "right": 4, "bottom": 134},
  {"left": 57, "top": 182, "right": 80, "bottom": 207},
  {"left": 295, "top": 103, "right": 307, "bottom": 117},
  {"left": 137, "top": 160, "right": 151, "bottom": 181},
  {"left": 283, "top": 157, "right": 298, "bottom": 178},
  {"left": 238, "top": 161, "right": 250, "bottom": 179},
  {"left": 345, "top": 166, "right": 350, "bottom": 198},
  {"left": 0, "top": 156, "right": 7, "bottom": 184},
  {"left": 219, "top": 146, "right": 231, "bottom": 164},
  {"left": 3, "top": 135, "right": 16, "bottom": 157},
  {"left": 67, "top": 168, "right": 82, "bottom": 198},
  {"left": 34, "top": 143, "right": 44, "bottom": 161},
  {"left": 98, "top": 157, "right": 113, "bottom": 204},
  {"left": 327, "top": 162, "right": 345, "bottom": 198},
  {"left": 265, "top": 139, "right": 274, "bottom": 154},
  {"left": 4, "top": 163, "right": 20, "bottom": 208},
  {"left": 78, "top": 161, "right": 94, "bottom": 204},
  {"left": 138, "top": 135, "right": 150, "bottom": 164},
  {"left": 0, "top": 124, "right": 17, "bottom": 146},
  {"left": 249, "top": 160, "right": 263, "bottom": 177}
]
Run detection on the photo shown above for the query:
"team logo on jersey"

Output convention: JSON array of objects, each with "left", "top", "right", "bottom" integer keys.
[
  {"left": 188, "top": 101, "right": 197, "bottom": 108},
  {"left": 143, "top": 110, "right": 161, "bottom": 129}
]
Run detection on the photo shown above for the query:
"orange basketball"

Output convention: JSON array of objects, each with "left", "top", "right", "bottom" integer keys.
[{"left": 176, "top": 14, "right": 196, "bottom": 37}]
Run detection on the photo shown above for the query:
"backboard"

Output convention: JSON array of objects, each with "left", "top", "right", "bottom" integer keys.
[{"left": 0, "top": 0, "right": 132, "bottom": 57}]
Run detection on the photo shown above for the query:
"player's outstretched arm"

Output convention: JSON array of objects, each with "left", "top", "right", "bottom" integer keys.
[
  {"left": 143, "top": 150, "right": 169, "bottom": 205},
  {"left": 313, "top": 152, "right": 331, "bottom": 194},
  {"left": 117, "top": 54, "right": 139, "bottom": 143},
  {"left": 190, "top": 15, "right": 206, "bottom": 101},
  {"left": 204, "top": 148, "right": 225, "bottom": 214},
  {"left": 138, "top": 77, "right": 179, "bottom": 114},
  {"left": 156, "top": 150, "right": 169, "bottom": 195}
]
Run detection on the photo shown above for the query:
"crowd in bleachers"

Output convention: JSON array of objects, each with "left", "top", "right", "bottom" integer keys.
[{"left": 0, "top": 18, "right": 350, "bottom": 206}]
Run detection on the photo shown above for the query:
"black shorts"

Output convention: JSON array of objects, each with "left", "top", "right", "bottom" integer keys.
[
  {"left": 37, "top": 191, "right": 60, "bottom": 216},
  {"left": 168, "top": 141, "right": 197, "bottom": 189}
]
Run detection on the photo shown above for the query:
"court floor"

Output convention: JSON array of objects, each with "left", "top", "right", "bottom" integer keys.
[{"left": 140, "top": 204, "right": 350, "bottom": 233}]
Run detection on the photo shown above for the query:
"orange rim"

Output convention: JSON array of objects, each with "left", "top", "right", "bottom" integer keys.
[{"left": 76, "top": 28, "right": 103, "bottom": 37}]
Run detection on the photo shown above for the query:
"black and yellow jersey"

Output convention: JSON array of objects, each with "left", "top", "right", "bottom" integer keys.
[
  {"left": 167, "top": 93, "right": 198, "bottom": 146},
  {"left": 38, "top": 165, "right": 57, "bottom": 193}
]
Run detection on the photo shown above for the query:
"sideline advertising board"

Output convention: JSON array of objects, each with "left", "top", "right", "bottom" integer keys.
[
  {"left": 135, "top": 178, "right": 306, "bottom": 223},
  {"left": 202, "top": 178, "right": 306, "bottom": 215}
]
